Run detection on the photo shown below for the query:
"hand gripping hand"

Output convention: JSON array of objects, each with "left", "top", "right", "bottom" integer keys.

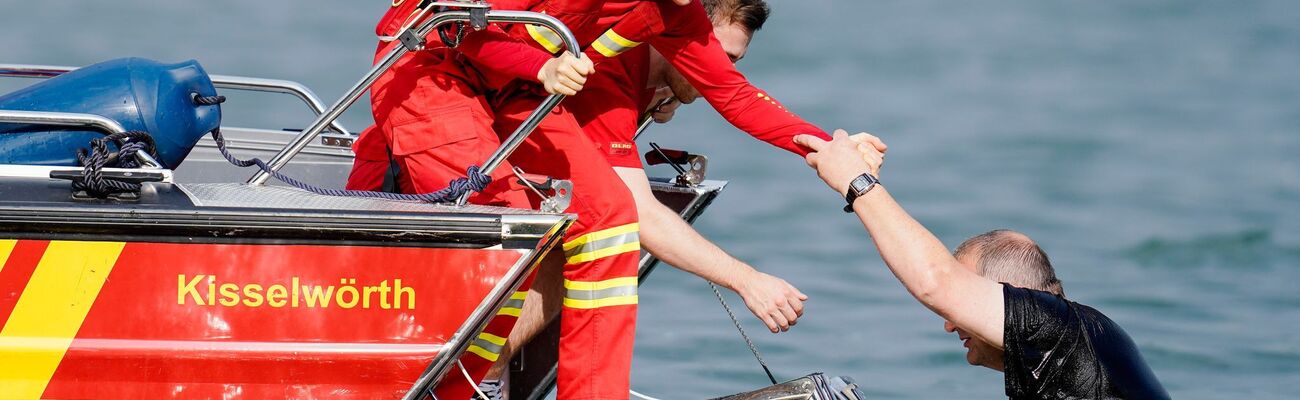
[{"left": 794, "top": 129, "right": 888, "bottom": 195}]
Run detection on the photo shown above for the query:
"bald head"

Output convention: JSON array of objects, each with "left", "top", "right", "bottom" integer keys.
[{"left": 954, "top": 230, "right": 1064, "bottom": 296}]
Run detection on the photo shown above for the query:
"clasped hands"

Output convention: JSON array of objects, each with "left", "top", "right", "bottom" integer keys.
[{"left": 794, "top": 129, "right": 888, "bottom": 196}]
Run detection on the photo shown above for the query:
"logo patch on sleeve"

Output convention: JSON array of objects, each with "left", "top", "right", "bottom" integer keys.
[{"left": 608, "top": 142, "right": 634, "bottom": 156}]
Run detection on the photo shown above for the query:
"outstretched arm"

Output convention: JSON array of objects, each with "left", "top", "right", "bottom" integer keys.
[
  {"left": 649, "top": 1, "right": 831, "bottom": 157},
  {"left": 794, "top": 131, "right": 1006, "bottom": 348},
  {"left": 614, "top": 166, "right": 807, "bottom": 333}
]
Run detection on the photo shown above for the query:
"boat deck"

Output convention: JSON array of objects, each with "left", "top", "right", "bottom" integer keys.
[{"left": 0, "top": 174, "right": 568, "bottom": 248}]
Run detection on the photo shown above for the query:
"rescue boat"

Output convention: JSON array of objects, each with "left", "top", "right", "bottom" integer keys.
[{"left": 0, "top": 6, "right": 734, "bottom": 399}]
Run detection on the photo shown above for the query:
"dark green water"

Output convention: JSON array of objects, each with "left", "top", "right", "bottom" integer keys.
[{"left": 4, "top": 1, "right": 1297, "bottom": 398}]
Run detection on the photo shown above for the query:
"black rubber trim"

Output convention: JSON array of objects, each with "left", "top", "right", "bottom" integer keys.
[{"left": 0, "top": 177, "right": 508, "bottom": 247}]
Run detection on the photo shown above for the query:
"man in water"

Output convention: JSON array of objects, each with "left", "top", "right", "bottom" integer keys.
[{"left": 793, "top": 131, "right": 1169, "bottom": 399}]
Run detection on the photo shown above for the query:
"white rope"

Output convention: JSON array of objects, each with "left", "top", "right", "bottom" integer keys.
[
  {"left": 458, "top": 360, "right": 492, "bottom": 400},
  {"left": 630, "top": 389, "right": 665, "bottom": 400}
]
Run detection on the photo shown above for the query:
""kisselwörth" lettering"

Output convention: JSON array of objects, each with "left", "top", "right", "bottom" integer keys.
[{"left": 177, "top": 274, "right": 415, "bottom": 310}]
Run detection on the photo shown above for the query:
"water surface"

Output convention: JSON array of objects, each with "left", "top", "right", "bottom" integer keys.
[{"left": 3, "top": 1, "right": 1297, "bottom": 398}]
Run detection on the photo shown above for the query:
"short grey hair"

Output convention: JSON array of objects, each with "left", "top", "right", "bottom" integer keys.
[{"left": 954, "top": 230, "right": 1064, "bottom": 296}]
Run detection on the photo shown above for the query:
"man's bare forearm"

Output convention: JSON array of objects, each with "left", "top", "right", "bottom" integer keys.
[
  {"left": 849, "top": 187, "right": 968, "bottom": 311},
  {"left": 794, "top": 131, "right": 1004, "bottom": 346},
  {"left": 639, "top": 196, "right": 753, "bottom": 289},
  {"left": 613, "top": 166, "right": 805, "bottom": 331},
  {"left": 613, "top": 168, "right": 754, "bottom": 288},
  {"left": 850, "top": 187, "right": 1005, "bottom": 347}
]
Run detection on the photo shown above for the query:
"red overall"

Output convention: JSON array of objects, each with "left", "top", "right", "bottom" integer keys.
[
  {"left": 346, "top": 2, "right": 649, "bottom": 399},
  {"left": 568, "top": 0, "right": 832, "bottom": 169}
]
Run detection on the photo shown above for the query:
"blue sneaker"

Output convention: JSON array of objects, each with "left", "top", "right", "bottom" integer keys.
[{"left": 475, "top": 379, "right": 503, "bottom": 400}]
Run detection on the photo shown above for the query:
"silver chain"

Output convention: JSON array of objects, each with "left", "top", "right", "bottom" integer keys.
[{"left": 709, "top": 282, "right": 779, "bottom": 384}]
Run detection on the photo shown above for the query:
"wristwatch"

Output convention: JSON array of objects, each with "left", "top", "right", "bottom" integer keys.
[{"left": 843, "top": 172, "right": 879, "bottom": 212}]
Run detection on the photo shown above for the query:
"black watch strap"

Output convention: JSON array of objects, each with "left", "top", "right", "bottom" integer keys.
[{"left": 843, "top": 172, "right": 879, "bottom": 212}]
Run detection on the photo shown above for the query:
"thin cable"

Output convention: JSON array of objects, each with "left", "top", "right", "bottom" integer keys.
[
  {"left": 710, "top": 282, "right": 779, "bottom": 385},
  {"left": 629, "top": 389, "right": 664, "bottom": 400},
  {"left": 457, "top": 360, "right": 492, "bottom": 400}
]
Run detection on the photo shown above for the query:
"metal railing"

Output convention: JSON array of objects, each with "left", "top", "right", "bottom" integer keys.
[
  {"left": 0, "top": 64, "right": 351, "bottom": 136},
  {"left": 244, "top": 4, "right": 580, "bottom": 200},
  {"left": 0, "top": 110, "right": 162, "bottom": 168}
]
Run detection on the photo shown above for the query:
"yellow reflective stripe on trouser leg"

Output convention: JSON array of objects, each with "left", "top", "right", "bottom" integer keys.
[
  {"left": 497, "top": 290, "right": 528, "bottom": 317},
  {"left": 526, "top": 24, "right": 563, "bottom": 54},
  {"left": 591, "top": 29, "right": 642, "bottom": 58},
  {"left": 0, "top": 241, "right": 124, "bottom": 399},
  {"left": 465, "top": 331, "right": 508, "bottom": 362},
  {"left": 563, "top": 223, "right": 640, "bottom": 264},
  {"left": 563, "top": 277, "right": 638, "bottom": 309}
]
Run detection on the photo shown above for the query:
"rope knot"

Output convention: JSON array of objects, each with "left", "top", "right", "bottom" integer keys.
[{"left": 73, "top": 130, "right": 159, "bottom": 198}]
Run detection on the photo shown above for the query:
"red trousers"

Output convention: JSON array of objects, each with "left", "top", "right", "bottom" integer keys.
[{"left": 349, "top": 45, "right": 639, "bottom": 400}]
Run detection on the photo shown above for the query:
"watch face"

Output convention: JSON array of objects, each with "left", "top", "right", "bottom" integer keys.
[{"left": 851, "top": 176, "right": 870, "bottom": 192}]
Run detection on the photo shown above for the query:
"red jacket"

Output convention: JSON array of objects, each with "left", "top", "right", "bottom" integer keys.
[
  {"left": 374, "top": 0, "right": 661, "bottom": 87},
  {"left": 572, "top": 1, "right": 831, "bottom": 164},
  {"left": 375, "top": 0, "right": 828, "bottom": 158}
]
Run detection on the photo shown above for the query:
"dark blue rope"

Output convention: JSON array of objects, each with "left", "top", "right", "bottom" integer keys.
[
  {"left": 73, "top": 130, "right": 158, "bottom": 197},
  {"left": 211, "top": 128, "right": 490, "bottom": 203}
]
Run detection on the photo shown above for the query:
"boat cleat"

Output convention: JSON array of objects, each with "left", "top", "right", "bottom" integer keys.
[
  {"left": 645, "top": 143, "right": 708, "bottom": 186},
  {"left": 513, "top": 167, "right": 572, "bottom": 213}
]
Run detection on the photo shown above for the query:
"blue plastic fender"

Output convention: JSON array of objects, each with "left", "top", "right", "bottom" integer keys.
[{"left": 0, "top": 57, "right": 221, "bottom": 168}]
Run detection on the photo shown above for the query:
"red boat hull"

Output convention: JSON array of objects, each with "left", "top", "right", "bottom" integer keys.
[{"left": 0, "top": 239, "right": 526, "bottom": 399}]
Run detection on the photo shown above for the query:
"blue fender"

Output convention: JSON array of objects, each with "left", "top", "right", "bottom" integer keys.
[{"left": 0, "top": 57, "right": 221, "bottom": 168}]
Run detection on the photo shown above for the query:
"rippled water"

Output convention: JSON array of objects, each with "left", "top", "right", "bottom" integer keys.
[{"left": 4, "top": 1, "right": 1298, "bottom": 398}]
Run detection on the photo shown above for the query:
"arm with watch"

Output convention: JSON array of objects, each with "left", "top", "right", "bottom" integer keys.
[{"left": 793, "top": 130, "right": 1006, "bottom": 351}]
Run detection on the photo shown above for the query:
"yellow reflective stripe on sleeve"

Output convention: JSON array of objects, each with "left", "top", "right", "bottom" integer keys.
[
  {"left": 526, "top": 24, "right": 563, "bottom": 54},
  {"left": 0, "top": 241, "right": 124, "bottom": 399},
  {"left": 562, "top": 223, "right": 639, "bottom": 252},
  {"left": 465, "top": 332, "right": 508, "bottom": 362},
  {"left": 0, "top": 240, "right": 17, "bottom": 274},
  {"left": 591, "top": 29, "right": 642, "bottom": 58},
  {"left": 591, "top": 39, "right": 619, "bottom": 58},
  {"left": 604, "top": 29, "right": 639, "bottom": 48}
]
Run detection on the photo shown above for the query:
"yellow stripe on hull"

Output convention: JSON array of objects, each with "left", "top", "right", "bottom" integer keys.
[
  {"left": 0, "top": 239, "right": 17, "bottom": 274},
  {"left": 0, "top": 241, "right": 124, "bottom": 399}
]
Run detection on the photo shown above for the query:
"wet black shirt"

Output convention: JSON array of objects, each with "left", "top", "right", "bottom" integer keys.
[{"left": 1002, "top": 284, "right": 1169, "bottom": 399}]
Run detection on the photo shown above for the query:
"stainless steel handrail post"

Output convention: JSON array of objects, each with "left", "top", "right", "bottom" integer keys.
[
  {"left": 248, "top": 9, "right": 579, "bottom": 186},
  {"left": 0, "top": 110, "right": 162, "bottom": 168},
  {"left": 452, "top": 88, "right": 564, "bottom": 206},
  {"left": 0, "top": 64, "right": 352, "bottom": 136}
]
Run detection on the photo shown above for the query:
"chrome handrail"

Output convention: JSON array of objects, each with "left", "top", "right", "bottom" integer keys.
[
  {"left": 0, "top": 64, "right": 351, "bottom": 136},
  {"left": 247, "top": 7, "right": 580, "bottom": 192},
  {"left": 0, "top": 110, "right": 162, "bottom": 168}
]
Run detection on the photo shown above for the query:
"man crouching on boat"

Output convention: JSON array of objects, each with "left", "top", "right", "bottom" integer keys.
[{"left": 794, "top": 131, "right": 1170, "bottom": 399}]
